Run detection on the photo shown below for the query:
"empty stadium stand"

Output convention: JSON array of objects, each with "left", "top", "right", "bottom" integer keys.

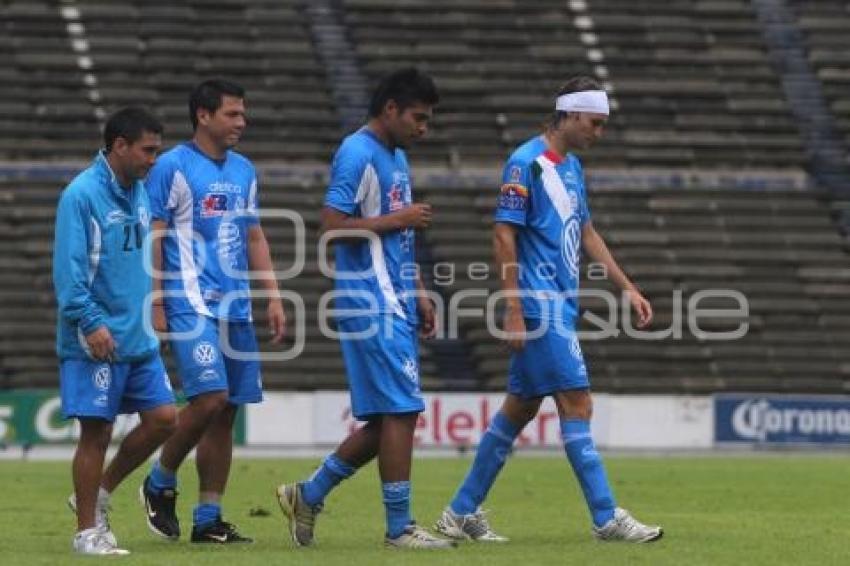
[{"left": 0, "top": 0, "right": 849, "bottom": 395}]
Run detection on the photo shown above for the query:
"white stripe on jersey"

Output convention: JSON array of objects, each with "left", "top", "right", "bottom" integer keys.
[
  {"left": 358, "top": 163, "right": 406, "bottom": 320},
  {"left": 536, "top": 154, "right": 582, "bottom": 279},
  {"left": 78, "top": 217, "right": 102, "bottom": 356},
  {"left": 535, "top": 154, "right": 574, "bottom": 222},
  {"left": 171, "top": 170, "right": 213, "bottom": 317}
]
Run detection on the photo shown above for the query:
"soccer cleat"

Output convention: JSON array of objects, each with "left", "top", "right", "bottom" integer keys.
[
  {"left": 592, "top": 507, "right": 663, "bottom": 543},
  {"left": 385, "top": 523, "right": 457, "bottom": 549},
  {"left": 190, "top": 517, "right": 253, "bottom": 543},
  {"left": 72, "top": 527, "right": 130, "bottom": 555},
  {"left": 67, "top": 492, "right": 118, "bottom": 547},
  {"left": 139, "top": 475, "right": 180, "bottom": 539},
  {"left": 276, "top": 482, "right": 322, "bottom": 547},
  {"left": 434, "top": 506, "right": 508, "bottom": 542}
]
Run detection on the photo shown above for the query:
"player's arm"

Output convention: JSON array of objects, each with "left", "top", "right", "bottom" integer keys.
[
  {"left": 149, "top": 219, "right": 168, "bottom": 337},
  {"left": 319, "top": 204, "right": 431, "bottom": 236},
  {"left": 415, "top": 274, "right": 436, "bottom": 339},
  {"left": 52, "top": 190, "right": 116, "bottom": 360},
  {"left": 494, "top": 222, "right": 526, "bottom": 351},
  {"left": 247, "top": 224, "right": 285, "bottom": 344},
  {"left": 581, "top": 221, "right": 652, "bottom": 328}
]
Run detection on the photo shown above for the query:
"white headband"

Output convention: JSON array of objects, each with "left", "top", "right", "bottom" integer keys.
[{"left": 555, "top": 90, "right": 609, "bottom": 115}]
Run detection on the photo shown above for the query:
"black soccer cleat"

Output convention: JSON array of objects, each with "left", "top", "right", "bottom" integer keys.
[
  {"left": 140, "top": 475, "right": 180, "bottom": 540},
  {"left": 191, "top": 517, "right": 254, "bottom": 544}
]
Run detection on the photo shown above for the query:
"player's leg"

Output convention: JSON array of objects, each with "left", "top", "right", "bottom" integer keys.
[
  {"left": 61, "top": 360, "right": 129, "bottom": 554},
  {"left": 189, "top": 320, "right": 261, "bottom": 543},
  {"left": 143, "top": 314, "right": 230, "bottom": 539},
  {"left": 73, "top": 418, "right": 113, "bottom": 532},
  {"left": 102, "top": 356, "right": 177, "bottom": 494},
  {"left": 102, "top": 404, "right": 176, "bottom": 493},
  {"left": 276, "top": 317, "right": 381, "bottom": 547},
  {"left": 436, "top": 393, "right": 537, "bottom": 542},
  {"left": 555, "top": 389, "right": 661, "bottom": 541}
]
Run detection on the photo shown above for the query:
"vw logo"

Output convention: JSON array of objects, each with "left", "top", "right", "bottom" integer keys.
[
  {"left": 561, "top": 217, "right": 581, "bottom": 280},
  {"left": 92, "top": 365, "right": 111, "bottom": 392},
  {"left": 193, "top": 342, "right": 217, "bottom": 366}
]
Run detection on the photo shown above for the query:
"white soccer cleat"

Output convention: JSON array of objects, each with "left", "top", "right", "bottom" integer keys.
[
  {"left": 385, "top": 523, "right": 457, "bottom": 549},
  {"left": 67, "top": 493, "right": 118, "bottom": 547},
  {"left": 592, "top": 507, "right": 663, "bottom": 543},
  {"left": 434, "top": 507, "right": 508, "bottom": 542},
  {"left": 72, "top": 527, "right": 130, "bottom": 555}
]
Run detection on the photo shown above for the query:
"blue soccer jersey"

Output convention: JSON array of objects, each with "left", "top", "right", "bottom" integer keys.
[
  {"left": 494, "top": 136, "right": 592, "bottom": 325},
  {"left": 146, "top": 142, "right": 260, "bottom": 322},
  {"left": 324, "top": 128, "right": 418, "bottom": 324},
  {"left": 53, "top": 151, "right": 160, "bottom": 362}
]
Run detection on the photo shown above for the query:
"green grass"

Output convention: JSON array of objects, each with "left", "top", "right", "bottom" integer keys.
[{"left": 1, "top": 455, "right": 847, "bottom": 565}]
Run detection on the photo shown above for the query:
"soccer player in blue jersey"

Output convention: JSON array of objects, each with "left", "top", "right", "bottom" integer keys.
[
  {"left": 434, "top": 76, "right": 663, "bottom": 543},
  {"left": 54, "top": 107, "right": 177, "bottom": 555},
  {"left": 275, "top": 68, "right": 453, "bottom": 549},
  {"left": 140, "top": 79, "right": 285, "bottom": 543}
]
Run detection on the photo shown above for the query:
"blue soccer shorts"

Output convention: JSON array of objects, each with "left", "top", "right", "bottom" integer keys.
[
  {"left": 167, "top": 312, "right": 263, "bottom": 405},
  {"left": 507, "top": 318, "right": 590, "bottom": 398},
  {"left": 338, "top": 315, "right": 425, "bottom": 420},
  {"left": 60, "top": 354, "right": 175, "bottom": 421}
]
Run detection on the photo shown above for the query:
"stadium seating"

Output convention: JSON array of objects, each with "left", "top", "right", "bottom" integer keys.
[
  {"left": 1, "top": 1, "right": 849, "bottom": 395},
  {"left": 789, "top": 0, "right": 850, "bottom": 175},
  {"left": 419, "top": 182, "right": 850, "bottom": 393}
]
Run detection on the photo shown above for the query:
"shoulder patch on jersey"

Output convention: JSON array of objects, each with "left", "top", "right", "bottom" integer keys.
[{"left": 498, "top": 183, "right": 529, "bottom": 211}]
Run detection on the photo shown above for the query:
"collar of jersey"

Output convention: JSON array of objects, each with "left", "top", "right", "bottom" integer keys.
[
  {"left": 184, "top": 140, "right": 229, "bottom": 166},
  {"left": 95, "top": 150, "right": 135, "bottom": 201}
]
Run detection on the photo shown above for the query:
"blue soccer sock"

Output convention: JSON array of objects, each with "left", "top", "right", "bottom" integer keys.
[
  {"left": 193, "top": 502, "right": 221, "bottom": 529},
  {"left": 148, "top": 460, "right": 176, "bottom": 493},
  {"left": 301, "top": 453, "right": 356, "bottom": 507},
  {"left": 450, "top": 411, "right": 520, "bottom": 516},
  {"left": 382, "top": 481, "right": 412, "bottom": 539},
  {"left": 561, "top": 419, "right": 616, "bottom": 527}
]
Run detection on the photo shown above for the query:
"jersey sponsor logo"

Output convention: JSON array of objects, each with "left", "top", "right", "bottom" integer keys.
[
  {"left": 389, "top": 170, "right": 411, "bottom": 212},
  {"left": 201, "top": 193, "right": 229, "bottom": 217},
  {"left": 388, "top": 185, "right": 404, "bottom": 211},
  {"left": 93, "top": 394, "right": 109, "bottom": 407},
  {"left": 217, "top": 221, "right": 243, "bottom": 269},
  {"left": 193, "top": 342, "right": 218, "bottom": 366},
  {"left": 498, "top": 183, "right": 529, "bottom": 211},
  {"left": 208, "top": 181, "right": 243, "bottom": 194},
  {"left": 92, "top": 365, "right": 111, "bottom": 392},
  {"left": 105, "top": 210, "right": 128, "bottom": 226}
]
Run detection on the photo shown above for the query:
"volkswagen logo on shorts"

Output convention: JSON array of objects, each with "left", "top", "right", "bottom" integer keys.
[
  {"left": 193, "top": 342, "right": 217, "bottom": 366},
  {"left": 92, "top": 365, "right": 111, "bottom": 392}
]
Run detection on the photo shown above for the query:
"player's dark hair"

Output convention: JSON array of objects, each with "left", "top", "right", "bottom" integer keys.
[
  {"left": 367, "top": 67, "right": 439, "bottom": 118},
  {"left": 103, "top": 107, "right": 163, "bottom": 152},
  {"left": 189, "top": 78, "right": 245, "bottom": 130},
  {"left": 548, "top": 75, "right": 604, "bottom": 128}
]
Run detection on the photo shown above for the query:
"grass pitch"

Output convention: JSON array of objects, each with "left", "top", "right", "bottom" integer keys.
[{"left": 0, "top": 454, "right": 846, "bottom": 565}]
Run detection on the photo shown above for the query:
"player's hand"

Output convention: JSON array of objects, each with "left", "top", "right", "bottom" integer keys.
[
  {"left": 152, "top": 303, "right": 168, "bottom": 334},
  {"left": 418, "top": 295, "right": 437, "bottom": 339},
  {"left": 151, "top": 303, "right": 170, "bottom": 352},
  {"left": 267, "top": 298, "right": 286, "bottom": 344},
  {"left": 626, "top": 289, "right": 653, "bottom": 329},
  {"left": 85, "top": 326, "right": 117, "bottom": 361},
  {"left": 502, "top": 304, "right": 526, "bottom": 351},
  {"left": 396, "top": 203, "right": 432, "bottom": 229}
]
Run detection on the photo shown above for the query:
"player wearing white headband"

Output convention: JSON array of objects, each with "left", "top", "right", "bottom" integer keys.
[{"left": 434, "top": 76, "right": 663, "bottom": 544}]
